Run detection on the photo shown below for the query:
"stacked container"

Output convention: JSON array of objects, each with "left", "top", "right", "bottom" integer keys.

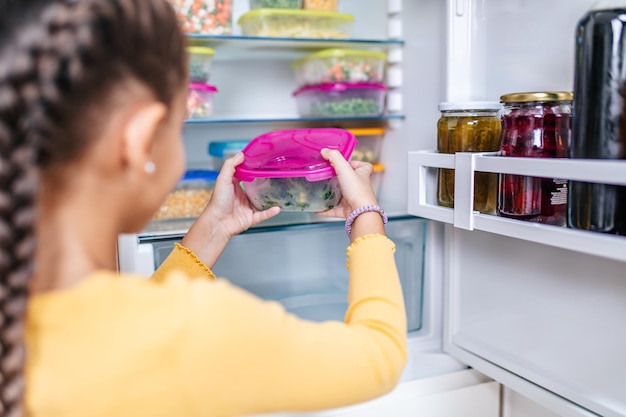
[
  {"left": 291, "top": 49, "right": 388, "bottom": 117},
  {"left": 186, "top": 47, "right": 218, "bottom": 119}
]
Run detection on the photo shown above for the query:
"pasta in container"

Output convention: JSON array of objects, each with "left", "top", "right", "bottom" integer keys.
[{"left": 237, "top": 9, "right": 354, "bottom": 39}]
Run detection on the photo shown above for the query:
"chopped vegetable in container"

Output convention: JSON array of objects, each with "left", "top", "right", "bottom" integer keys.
[
  {"left": 187, "top": 83, "right": 218, "bottom": 119},
  {"left": 169, "top": 0, "right": 233, "bottom": 35},
  {"left": 293, "top": 82, "right": 387, "bottom": 117},
  {"left": 292, "top": 49, "right": 386, "bottom": 87},
  {"left": 187, "top": 46, "right": 215, "bottom": 84},
  {"left": 234, "top": 128, "right": 358, "bottom": 212},
  {"left": 153, "top": 170, "right": 219, "bottom": 221}
]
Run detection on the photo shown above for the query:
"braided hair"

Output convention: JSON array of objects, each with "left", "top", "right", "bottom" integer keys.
[{"left": 0, "top": 0, "right": 187, "bottom": 414}]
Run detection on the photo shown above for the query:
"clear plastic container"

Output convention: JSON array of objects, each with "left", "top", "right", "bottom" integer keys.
[
  {"left": 293, "top": 82, "right": 387, "bottom": 117},
  {"left": 187, "top": 83, "right": 217, "bottom": 119},
  {"left": 152, "top": 170, "right": 219, "bottom": 221},
  {"left": 498, "top": 92, "right": 572, "bottom": 226},
  {"left": 371, "top": 163, "right": 385, "bottom": 197},
  {"left": 249, "top": 0, "right": 302, "bottom": 9},
  {"left": 292, "top": 49, "right": 386, "bottom": 87},
  {"left": 347, "top": 128, "right": 385, "bottom": 163},
  {"left": 237, "top": 9, "right": 354, "bottom": 38},
  {"left": 170, "top": 0, "right": 233, "bottom": 35},
  {"left": 234, "top": 128, "right": 358, "bottom": 211},
  {"left": 208, "top": 140, "right": 250, "bottom": 170},
  {"left": 436, "top": 101, "right": 502, "bottom": 214},
  {"left": 187, "top": 46, "right": 215, "bottom": 84},
  {"left": 303, "top": 0, "right": 339, "bottom": 11}
]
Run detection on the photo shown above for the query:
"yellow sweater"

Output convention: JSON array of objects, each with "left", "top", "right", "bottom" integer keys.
[{"left": 26, "top": 234, "right": 407, "bottom": 417}]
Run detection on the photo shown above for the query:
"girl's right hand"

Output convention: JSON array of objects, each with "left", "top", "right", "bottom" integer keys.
[{"left": 316, "top": 148, "right": 379, "bottom": 220}]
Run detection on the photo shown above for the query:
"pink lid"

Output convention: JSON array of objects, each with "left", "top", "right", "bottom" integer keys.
[
  {"left": 189, "top": 83, "right": 218, "bottom": 92},
  {"left": 234, "top": 128, "right": 358, "bottom": 182},
  {"left": 293, "top": 82, "right": 387, "bottom": 96}
]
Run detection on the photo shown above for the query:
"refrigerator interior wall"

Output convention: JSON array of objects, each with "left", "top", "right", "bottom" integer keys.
[{"left": 442, "top": 1, "right": 626, "bottom": 416}]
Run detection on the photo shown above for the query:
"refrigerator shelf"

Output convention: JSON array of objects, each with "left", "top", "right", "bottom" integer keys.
[
  {"left": 185, "top": 114, "right": 405, "bottom": 124},
  {"left": 408, "top": 150, "right": 626, "bottom": 263},
  {"left": 186, "top": 34, "right": 404, "bottom": 61}
]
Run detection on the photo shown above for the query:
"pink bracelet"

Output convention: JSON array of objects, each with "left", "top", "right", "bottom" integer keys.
[{"left": 345, "top": 205, "right": 388, "bottom": 237}]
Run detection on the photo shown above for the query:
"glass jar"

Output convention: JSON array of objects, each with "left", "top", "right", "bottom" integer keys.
[
  {"left": 437, "top": 102, "right": 502, "bottom": 214},
  {"left": 498, "top": 92, "right": 572, "bottom": 225}
]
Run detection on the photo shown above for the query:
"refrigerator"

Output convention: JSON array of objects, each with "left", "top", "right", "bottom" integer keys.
[{"left": 117, "top": 1, "right": 626, "bottom": 416}]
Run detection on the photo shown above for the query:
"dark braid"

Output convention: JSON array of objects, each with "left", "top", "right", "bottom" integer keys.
[{"left": 0, "top": 0, "right": 187, "bottom": 414}]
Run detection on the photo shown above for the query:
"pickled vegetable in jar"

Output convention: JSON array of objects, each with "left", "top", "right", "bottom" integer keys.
[
  {"left": 498, "top": 92, "right": 572, "bottom": 226},
  {"left": 436, "top": 102, "right": 502, "bottom": 214}
]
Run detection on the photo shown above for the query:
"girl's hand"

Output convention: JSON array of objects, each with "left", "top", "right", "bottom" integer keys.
[
  {"left": 181, "top": 153, "right": 279, "bottom": 268},
  {"left": 315, "top": 148, "right": 378, "bottom": 219}
]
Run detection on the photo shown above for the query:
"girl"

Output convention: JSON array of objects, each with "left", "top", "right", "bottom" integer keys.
[{"left": 0, "top": 0, "right": 407, "bottom": 416}]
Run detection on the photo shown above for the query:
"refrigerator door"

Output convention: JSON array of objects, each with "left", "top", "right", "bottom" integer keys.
[{"left": 439, "top": 1, "right": 626, "bottom": 416}]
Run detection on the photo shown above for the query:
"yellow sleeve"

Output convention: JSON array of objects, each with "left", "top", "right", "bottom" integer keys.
[
  {"left": 175, "top": 234, "right": 407, "bottom": 416},
  {"left": 150, "top": 243, "right": 217, "bottom": 283}
]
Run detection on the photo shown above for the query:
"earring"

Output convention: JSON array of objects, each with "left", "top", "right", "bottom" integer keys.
[{"left": 144, "top": 161, "right": 156, "bottom": 174}]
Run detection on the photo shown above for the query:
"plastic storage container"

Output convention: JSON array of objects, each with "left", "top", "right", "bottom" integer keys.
[
  {"left": 436, "top": 101, "right": 502, "bottom": 214},
  {"left": 152, "top": 170, "right": 218, "bottom": 221},
  {"left": 187, "top": 47, "right": 215, "bottom": 84},
  {"left": 237, "top": 9, "right": 354, "bottom": 38},
  {"left": 293, "top": 82, "right": 386, "bottom": 117},
  {"left": 234, "top": 128, "right": 357, "bottom": 211},
  {"left": 249, "top": 0, "right": 302, "bottom": 9},
  {"left": 170, "top": 0, "right": 233, "bottom": 35},
  {"left": 303, "top": 0, "right": 339, "bottom": 11},
  {"left": 208, "top": 140, "right": 250, "bottom": 170},
  {"left": 348, "top": 128, "right": 385, "bottom": 163},
  {"left": 187, "top": 83, "right": 217, "bottom": 119},
  {"left": 292, "top": 49, "right": 387, "bottom": 87},
  {"left": 498, "top": 92, "right": 572, "bottom": 226}
]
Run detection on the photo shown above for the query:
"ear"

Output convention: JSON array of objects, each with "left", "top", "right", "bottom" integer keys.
[{"left": 120, "top": 101, "right": 167, "bottom": 173}]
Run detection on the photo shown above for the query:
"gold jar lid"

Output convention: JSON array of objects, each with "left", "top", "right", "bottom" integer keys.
[{"left": 500, "top": 91, "right": 573, "bottom": 103}]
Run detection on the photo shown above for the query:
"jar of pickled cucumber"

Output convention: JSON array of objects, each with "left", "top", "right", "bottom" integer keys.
[{"left": 437, "top": 101, "right": 502, "bottom": 214}]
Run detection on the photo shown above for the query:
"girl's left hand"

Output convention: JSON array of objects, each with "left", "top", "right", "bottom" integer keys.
[{"left": 181, "top": 153, "right": 280, "bottom": 268}]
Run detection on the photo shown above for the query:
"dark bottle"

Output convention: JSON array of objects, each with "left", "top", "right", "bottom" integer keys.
[
  {"left": 498, "top": 92, "right": 572, "bottom": 226},
  {"left": 570, "top": 2, "right": 626, "bottom": 235}
]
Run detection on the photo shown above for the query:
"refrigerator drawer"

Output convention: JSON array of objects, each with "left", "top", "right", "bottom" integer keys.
[
  {"left": 148, "top": 216, "right": 426, "bottom": 332},
  {"left": 252, "top": 369, "right": 499, "bottom": 417}
]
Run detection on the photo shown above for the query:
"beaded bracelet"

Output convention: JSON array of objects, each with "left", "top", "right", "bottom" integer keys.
[{"left": 345, "top": 205, "right": 388, "bottom": 237}]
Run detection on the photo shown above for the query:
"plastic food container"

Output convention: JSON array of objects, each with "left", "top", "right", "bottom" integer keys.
[
  {"left": 237, "top": 9, "right": 354, "bottom": 38},
  {"left": 292, "top": 49, "right": 386, "bottom": 87},
  {"left": 208, "top": 140, "right": 250, "bottom": 170},
  {"left": 303, "top": 0, "right": 339, "bottom": 11},
  {"left": 187, "top": 47, "right": 215, "bottom": 84},
  {"left": 169, "top": 0, "right": 233, "bottom": 35},
  {"left": 347, "top": 128, "right": 385, "bottom": 163},
  {"left": 234, "top": 128, "right": 358, "bottom": 212},
  {"left": 250, "top": 0, "right": 302, "bottom": 9},
  {"left": 371, "top": 163, "right": 385, "bottom": 197},
  {"left": 437, "top": 101, "right": 502, "bottom": 214},
  {"left": 293, "top": 83, "right": 387, "bottom": 117},
  {"left": 152, "top": 170, "right": 218, "bottom": 221},
  {"left": 187, "top": 83, "right": 217, "bottom": 119}
]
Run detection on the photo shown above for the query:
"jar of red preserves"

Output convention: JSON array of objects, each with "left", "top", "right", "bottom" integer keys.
[{"left": 498, "top": 92, "right": 572, "bottom": 226}]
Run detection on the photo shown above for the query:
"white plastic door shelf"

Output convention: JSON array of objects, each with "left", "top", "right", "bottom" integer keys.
[{"left": 407, "top": 150, "right": 626, "bottom": 263}]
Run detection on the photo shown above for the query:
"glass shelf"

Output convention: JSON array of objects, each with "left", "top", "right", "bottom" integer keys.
[
  {"left": 185, "top": 114, "right": 405, "bottom": 125},
  {"left": 187, "top": 34, "right": 404, "bottom": 60}
]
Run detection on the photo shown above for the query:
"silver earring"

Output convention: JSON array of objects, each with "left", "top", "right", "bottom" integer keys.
[{"left": 144, "top": 161, "right": 156, "bottom": 174}]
